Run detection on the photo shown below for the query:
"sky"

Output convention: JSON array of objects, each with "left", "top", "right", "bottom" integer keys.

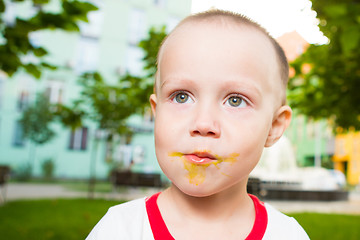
[{"left": 191, "top": 0, "right": 328, "bottom": 44}]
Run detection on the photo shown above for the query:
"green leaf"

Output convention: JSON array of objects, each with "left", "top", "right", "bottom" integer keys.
[
  {"left": 0, "top": 0, "right": 5, "bottom": 13},
  {"left": 33, "top": 0, "right": 50, "bottom": 4},
  {"left": 40, "top": 61, "right": 57, "bottom": 70},
  {"left": 23, "top": 63, "right": 41, "bottom": 78},
  {"left": 340, "top": 26, "right": 360, "bottom": 55},
  {"left": 32, "top": 47, "right": 47, "bottom": 57},
  {"left": 323, "top": 4, "right": 347, "bottom": 18}
]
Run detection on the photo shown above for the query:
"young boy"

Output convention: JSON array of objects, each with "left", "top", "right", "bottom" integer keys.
[{"left": 87, "top": 9, "right": 309, "bottom": 239}]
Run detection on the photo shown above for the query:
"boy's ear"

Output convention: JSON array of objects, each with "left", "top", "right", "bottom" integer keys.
[
  {"left": 149, "top": 94, "right": 157, "bottom": 117},
  {"left": 265, "top": 105, "right": 292, "bottom": 147}
]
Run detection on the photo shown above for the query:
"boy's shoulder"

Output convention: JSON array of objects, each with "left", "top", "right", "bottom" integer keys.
[
  {"left": 108, "top": 197, "right": 146, "bottom": 215},
  {"left": 86, "top": 197, "right": 153, "bottom": 240},
  {"left": 263, "top": 203, "right": 310, "bottom": 240}
]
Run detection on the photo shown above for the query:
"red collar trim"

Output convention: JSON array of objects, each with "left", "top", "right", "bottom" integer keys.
[
  {"left": 246, "top": 194, "right": 268, "bottom": 240},
  {"left": 146, "top": 193, "right": 267, "bottom": 240},
  {"left": 146, "top": 192, "right": 174, "bottom": 240}
]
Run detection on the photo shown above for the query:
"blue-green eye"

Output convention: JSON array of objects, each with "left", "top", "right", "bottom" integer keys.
[
  {"left": 227, "top": 96, "right": 247, "bottom": 108},
  {"left": 172, "top": 92, "right": 194, "bottom": 104},
  {"left": 175, "top": 93, "right": 189, "bottom": 103}
]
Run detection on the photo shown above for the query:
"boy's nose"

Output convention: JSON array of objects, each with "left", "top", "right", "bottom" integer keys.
[{"left": 190, "top": 106, "right": 221, "bottom": 138}]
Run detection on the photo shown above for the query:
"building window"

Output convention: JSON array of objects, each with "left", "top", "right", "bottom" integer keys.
[
  {"left": 154, "top": 0, "right": 166, "bottom": 8},
  {"left": 128, "top": 8, "right": 146, "bottom": 45},
  {"left": 75, "top": 37, "right": 99, "bottom": 73},
  {"left": 13, "top": 120, "right": 25, "bottom": 147},
  {"left": 17, "top": 90, "right": 30, "bottom": 111},
  {"left": 125, "top": 45, "right": 144, "bottom": 75},
  {"left": 79, "top": 3, "right": 104, "bottom": 38},
  {"left": 45, "top": 80, "right": 63, "bottom": 104},
  {"left": 69, "top": 127, "right": 88, "bottom": 150}
]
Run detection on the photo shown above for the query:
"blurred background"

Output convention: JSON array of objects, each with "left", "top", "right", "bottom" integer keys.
[{"left": 0, "top": 0, "right": 359, "bottom": 239}]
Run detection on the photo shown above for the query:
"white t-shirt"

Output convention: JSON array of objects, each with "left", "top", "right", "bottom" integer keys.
[{"left": 86, "top": 193, "right": 309, "bottom": 240}]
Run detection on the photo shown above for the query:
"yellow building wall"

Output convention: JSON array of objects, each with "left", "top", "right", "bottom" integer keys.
[{"left": 333, "top": 132, "right": 360, "bottom": 185}]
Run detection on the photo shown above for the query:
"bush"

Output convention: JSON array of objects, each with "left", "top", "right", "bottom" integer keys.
[
  {"left": 42, "top": 159, "right": 55, "bottom": 180},
  {"left": 15, "top": 163, "right": 32, "bottom": 181}
]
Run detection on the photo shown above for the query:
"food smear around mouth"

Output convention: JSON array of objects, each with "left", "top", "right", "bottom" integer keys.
[{"left": 168, "top": 152, "right": 239, "bottom": 185}]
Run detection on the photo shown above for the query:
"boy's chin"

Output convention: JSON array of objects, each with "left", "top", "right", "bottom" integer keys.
[
  {"left": 169, "top": 175, "right": 248, "bottom": 199},
  {"left": 172, "top": 181, "right": 228, "bottom": 198}
]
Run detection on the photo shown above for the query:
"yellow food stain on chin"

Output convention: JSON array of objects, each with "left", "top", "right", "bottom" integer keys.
[
  {"left": 168, "top": 152, "right": 239, "bottom": 186},
  {"left": 183, "top": 160, "right": 208, "bottom": 185}
]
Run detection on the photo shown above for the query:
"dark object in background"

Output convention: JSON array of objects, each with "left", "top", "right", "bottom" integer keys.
[
  {"left": 110, "top": 170, "right": 162, "bottom": 188},
  {"left": 0, "top": 165, "right": 10, "bottom": 203}
]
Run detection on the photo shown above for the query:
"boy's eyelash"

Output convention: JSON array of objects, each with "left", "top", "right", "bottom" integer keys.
[
  {"left": 169, "top": 90, "right": 189, "bottom": 99},
  {"left": 226, "top": 93, "right": 248, "bottom": 102}
]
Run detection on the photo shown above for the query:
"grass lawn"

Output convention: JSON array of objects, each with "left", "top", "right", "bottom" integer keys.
[
  {"left": 0, "top": 198, "right": 359, "bottom": 240},
  {"left": 0, "top": 198, "right": 122, "bottom": 240},
  {"left": 289, "top": 212, "right": 360, "bottom": 240}
]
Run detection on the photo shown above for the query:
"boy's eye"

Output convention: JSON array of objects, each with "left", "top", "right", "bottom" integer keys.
[
  {"left": 172, "top": 92, "right": 194, "bottom": 104},
  {"left": 226, "top": 96, "right": 247, "bottom": 108}
]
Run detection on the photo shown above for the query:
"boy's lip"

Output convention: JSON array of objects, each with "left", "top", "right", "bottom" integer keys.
[{"left": 184, "top": 152, "right": 217, "bottom": 165}]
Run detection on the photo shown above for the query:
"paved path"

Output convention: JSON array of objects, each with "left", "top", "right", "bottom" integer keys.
[
  {"left": 2, "top": 183, "right": 360, "bottom": 215},
  {"left": 268, "top": 194, "right": 360, "bottom": 215},
  {"left": 3, "top": 183, "right": 161, "bottom": 202},
  {"left": 5, "top": 183, "right": 87, "bottom": 200}
]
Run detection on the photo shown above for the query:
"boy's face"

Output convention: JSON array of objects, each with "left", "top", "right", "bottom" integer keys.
[{"left": 150, "top": 22, "right": 291, "bottom": 197}]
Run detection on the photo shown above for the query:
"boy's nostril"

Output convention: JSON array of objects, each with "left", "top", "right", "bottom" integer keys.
[{"left": 191, "top": 129, "right": 218, "bottom": 137}]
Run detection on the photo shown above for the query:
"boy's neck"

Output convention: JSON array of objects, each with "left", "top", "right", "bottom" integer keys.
[
  {"left": 171, "top": 183, "right": 249, "bottom": 213},
  {"left": 157, "top": 179, "right": 255, "bottom": 239}
]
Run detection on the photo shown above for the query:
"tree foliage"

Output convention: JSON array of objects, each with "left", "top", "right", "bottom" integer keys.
[
  {"left": 289, "top": 0, "right": 360, "bottom": 130},
  {"left": 0, "top": 0, "right": 97, "bottom": 78},
  {"left": 20, "top": 92, "right": 55, "bottom": 144},
  {"left": 76, "top": 72, "right": 140, "bottom": 136},
  {"left": 139, "top": 26, "right": 167, "bottom": 78}
]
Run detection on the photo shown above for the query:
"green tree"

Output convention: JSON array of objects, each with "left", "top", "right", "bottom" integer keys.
[
  {"left": 136, "top": 26, "right": 167, "bottom": 108},
  {"left": 0, "top": 0, "right": 97, "bottom": 78},
  {"left": 20, "top": 92, "right": 55, "bottom": 145},
  {"left": 19, "top": 92, "right": 55, "bottom": 176},
  {"left": 139, "top": 26, "right": 167, "bottom": 78},
  {"left": 289, "top": 0, "right": 360, "bottom": 130}
]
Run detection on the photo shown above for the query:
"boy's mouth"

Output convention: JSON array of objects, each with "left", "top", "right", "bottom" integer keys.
[
  {"left": 169, "top": 151, "right": 239, "bottom": 165},
  {"left": 184, "top": 152, "right": 217, "bottom": 165}
]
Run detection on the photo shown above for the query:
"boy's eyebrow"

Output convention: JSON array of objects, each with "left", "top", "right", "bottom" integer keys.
[
  {"left": 221, "top": 79, "right": 262, "bottom": 99},
  {"left": 159, "top": 77, "right": 194, "bottom": 90}
]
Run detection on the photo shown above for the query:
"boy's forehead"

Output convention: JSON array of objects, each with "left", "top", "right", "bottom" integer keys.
[
  {"left": 159, "top": 21, "right": 277, "bottom": 73},
  {"left": 160, "top": 23, "right": 277, "bottom": 78},
  {"left": 163, "top": 20, "right": 269, "bottom": 49}
]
